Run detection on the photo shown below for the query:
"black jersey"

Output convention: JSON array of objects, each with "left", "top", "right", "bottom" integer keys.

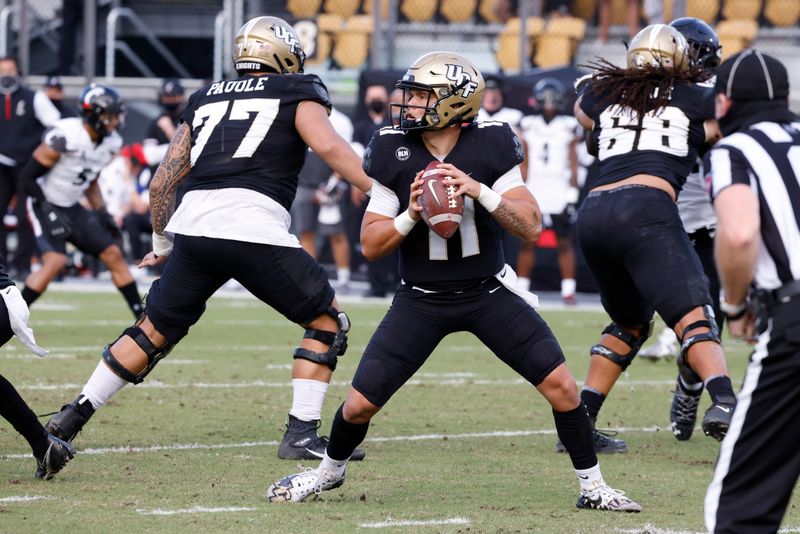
[
  {"left": 178, "top": 74, "right": 332, "bottom": 212},
  {"left": 364, "top": 122, "right": 524, "bottom": 291},
  {"left": 580, "top": 82, "right": 713, "bottom": 193}
]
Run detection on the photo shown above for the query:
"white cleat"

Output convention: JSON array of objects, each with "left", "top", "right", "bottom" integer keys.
[
  {"left": 266, "top": 467, "right": 345, "bottom": 503},
  {"left": 639, "top": 327, "right": 678, "bottom": 361},
  {"left": 576, "top": 484, "right": 642, "bottom": 512}
]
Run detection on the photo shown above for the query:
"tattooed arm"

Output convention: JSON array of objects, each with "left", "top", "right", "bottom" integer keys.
[
  {"left": 149, "top": 122, "right": 192, "bottom": 234},
  {"left": 434, "top": 163, "right": 541, "bottom": 242}
]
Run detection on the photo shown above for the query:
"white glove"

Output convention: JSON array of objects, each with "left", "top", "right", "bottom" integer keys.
[{"left": 0, "top": 285, "right": 47, "bottom": 356}]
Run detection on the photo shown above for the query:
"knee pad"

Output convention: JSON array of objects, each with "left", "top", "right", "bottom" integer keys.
[
  {"left": 102, "top": 322, "right": 175, "bottom": 384},
  {"left": 679, "top": 304, "right": 722, "bottom": 361},
  {"left": 590, "top": 320, "right": 654, "bottom": 370},
  {"left": 293, "top": 307, "right": 350, "bottom": 371}
]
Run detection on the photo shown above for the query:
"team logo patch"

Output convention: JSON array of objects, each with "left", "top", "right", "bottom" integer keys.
[
  {"left": 445, "top": 64, "right": 479, "bottom": 98},
  {"left": 396, "top": 146, "right": 411, "bottom": 161},
  {"left": 273, "top": 24, "right": 300, "bottom": 53}
]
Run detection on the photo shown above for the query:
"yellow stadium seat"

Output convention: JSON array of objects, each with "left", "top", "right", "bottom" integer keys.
[
  {"left": 764, "top": 0, "right": 800, "bottom": 26},
  {"left": 686, "top": 0, "right": 720, "bottom": 21},
  {"left": 721, "top": 0, "right": 762, "bottom": 20},
  {"left": 545, "top": 16, "right": 586, "bottom": 40},
  {"left": 534, "top": 34, "right": 573, "bottom": 68},
  {"left": 332, "top": 31, "right": 370, "bottom": 68},
  {"left": 478, "top": 0, "right": 500, "bottom": 22},
  {"left": 496, "top": 33, "right": 534, "bottom": 71},
  {"left": 503, "top": 16, "right": 546, "bottom": 35},
  {"left": 440, "top": 0, "right": 478, "bottom": 23},
  {"left": 717, "top": 18, "right": 758, "bottom": 59},
  {"left": 345, "top": 14, "right": 375, "bottom": 32},
  {"left": 305, "top": 32, "right": 332, "bottom": 65},
  {"left": 324, "top": 0, "right": 361, "bottom": 17},
  {"left": 401, "top": 0, "right": 438, "bottom": 22},
  {"left": 571, "top": 0, "right": 597, "bottom": 20},
  {"left": 288, "top": 0, "right": 323, "bottom": 18},
  {"left": 316, "top": 13, "right": 344, "bottom": 32},
  {"left": 362, "top": 0, "right": 391, "bottom": 21},
  {"left": 611, "top": 0, "right": 641, "bottom": 24}
]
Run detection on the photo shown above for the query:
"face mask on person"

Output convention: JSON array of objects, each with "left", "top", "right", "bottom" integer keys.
[
  {"left": 163, "top": 102, "right": 182, "bottom": 114},
  {"left": 0, "top": 75, "right": 19, "bottom": 94},
  {"left": 367, "top": 99, "right": 385, "bottom": 114}
]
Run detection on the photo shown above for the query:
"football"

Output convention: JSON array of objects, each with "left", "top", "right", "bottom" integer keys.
[{"left": 418, "top": 161, "right": 464, "bottom": 239}]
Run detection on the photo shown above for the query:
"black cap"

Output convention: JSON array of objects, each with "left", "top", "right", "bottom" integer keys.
[
  {"left": 44, "top": 75, "right": 62, "bottom": 89},
  {"left": 484, "top": 74, "right": 503, "bottom": 90},
  {"left": 715, "top": 49, "right": 789, "bottom": 102},
  {"left": 159, "top": 78, "right": 184, "bottom": 97}
]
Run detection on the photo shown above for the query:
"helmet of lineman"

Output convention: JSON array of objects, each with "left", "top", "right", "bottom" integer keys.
[
  {"left": 79, "top": 83, "right": 124, "bottom": 136},
  {"left": 532, "top": 78, "right": 565, "bottom": 112},
  {"left": 233, "top": 16, "right": 305, "bottom": 75},
  {"left": 394, "top": 51, "right": 484, "bottom": 131},
  {"left": 669, "top": 17, "right": 721, "bottom": 80},
  {"left": 626, "top": 24, "right": 689, "bottom": 73}
]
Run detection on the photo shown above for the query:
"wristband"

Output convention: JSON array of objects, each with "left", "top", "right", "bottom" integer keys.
[
  {"left": 720, "top": 297, "right": 747, "bottom": 320},
  {"left": 152, "top": 232, "right": 173, "bottom": 258},
  {"left": 393, "top": 210, "right": 417, "bottom": 236},
  {"left": 477, "top": 183, "right": 502, "bottom": 212}
]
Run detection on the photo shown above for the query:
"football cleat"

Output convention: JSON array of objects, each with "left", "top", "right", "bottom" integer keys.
[
  {"left": 266, "top": 467, "right": 345, "bottom": 503},
  {"left": 556, "top": 428, "right": 628, "bottom": 454},
  {"left": 34, "top": 434, "right": 76, "bottom": 480},
  {"left": 44, "top": 394, "right": 95, "bottom": 443},
  {"left": 278, "top": 414, "right": 365, "bottom": 461},
  {"left": 563, "top": 294, "right": 577, "bottom": 306},
  {"left": 639, "top": 328, "right": 678, "bottom": 361},
  {"left": 702, "top": 396, "right": 736, "bottom": 442},
  {"left": 576, "top": 484, "right": 642, "bottom": 512},
  {"left": 669, "top": 379, "right": 703, "bottom": 441}
]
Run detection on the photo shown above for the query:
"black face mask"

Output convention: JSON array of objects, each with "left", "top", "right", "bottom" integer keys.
[
  {"left": 0, "top": 75, "right": 19, "bottom": 94},
  {"left": 367, "top": 99, "right": 385, "bottom": 114},
  {"left": 718, "top": 99, "right": 797, "bottom": 137}
]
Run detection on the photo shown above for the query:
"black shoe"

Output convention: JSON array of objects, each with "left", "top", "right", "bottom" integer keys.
[
  {"left": 278, "top": 415, "right": 365, "bottom": 461},
  {"left": 45, "top": 394, "right": 95, "bottom": 443},
  {"left": 555, "top": 428, "right": 628, "bottom": 454},
  {"left": 669, "top": 379, "right": 703, "bottom": 441},
  {"left": 702, "top": 396, "right": 736, "bottom": 442},
  {"left": 34, "top": 434, "right": 75, "bottom": 480}
]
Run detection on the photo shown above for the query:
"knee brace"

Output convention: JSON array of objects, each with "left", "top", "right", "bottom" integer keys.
[
  {"left": 293, "top": 307, "right": 350, "bottom": 371},
  {"left": 102, "top": 323, "right": 175, "bottom": 384},
  {"left": 679, "top": 304, "right": 722, "bottom": 361},
  {"left": 590, "top": 320, "right": 654, "bottom": 370}
]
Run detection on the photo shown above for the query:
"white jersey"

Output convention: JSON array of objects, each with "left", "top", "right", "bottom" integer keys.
[
  {"left": 478, "top": 107, "right": 523, "bottom": 129},
  {"left": 520, "top": 114, "right": 578, "bottom": 214},
  {"left": 677, "top": 158, "right": 716, "bottom": 233},
  {"left": 40, "top": 118, "right": 122, "bottom": 207}
]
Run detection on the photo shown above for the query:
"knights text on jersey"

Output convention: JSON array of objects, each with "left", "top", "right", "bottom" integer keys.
[
  {"left": 581, "top": 82, "right": 713, "bottom": 192},
  {"left": 363, "top": 122, "right": 524, "bottom": 290},
  {"left": 40, "top": 118, "right": 122, "bottom": 208},
  {"left": 179, "top": 73, "right": 332, "bottom": 213}
]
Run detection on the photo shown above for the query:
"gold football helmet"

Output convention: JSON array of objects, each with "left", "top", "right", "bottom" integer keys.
[
  {"left": 233, "top": 16, "right": 305, "bottom": 74},
  {"left": 393, "top": 51, "right": 484, "bottom": 131},
  {"left": 626, "top": 24, "right": 689, "bottom": 73}
]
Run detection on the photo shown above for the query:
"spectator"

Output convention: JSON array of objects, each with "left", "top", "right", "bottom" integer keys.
[
  {"left": 477, "top": 75, "right": 523, "bottom": 128},
  {"left": 119, "top": 144, "right": 155, "bottom": 264},
  {"left": 147, "top": 78, "right": 186, "bottom": 145},
  {"left": 0, "top": 57, "right": 60, "bottom": 279},
  {"left": 598, "top": 0, "right": 639, "bottom": 44},
  {"left": 43, "top": 76, "right": 77, "bottom": 118}
]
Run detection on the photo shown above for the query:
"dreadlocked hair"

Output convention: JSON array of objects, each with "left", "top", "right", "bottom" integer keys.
[{"left": 580, "top": 58, "right": 699, "bottom": 119}]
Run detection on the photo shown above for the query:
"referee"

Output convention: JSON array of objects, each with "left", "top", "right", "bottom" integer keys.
[{"left": 703, "top": 50, "right": 800, "bottom": 534}]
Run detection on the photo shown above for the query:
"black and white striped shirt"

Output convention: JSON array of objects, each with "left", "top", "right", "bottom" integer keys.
[{"left": 706, "top": 121, "right": 800, "bottom": 290}]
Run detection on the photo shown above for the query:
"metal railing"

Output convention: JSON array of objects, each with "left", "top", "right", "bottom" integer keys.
[{"left": 105, "top": 6, "right": 191, "bottom": 80}]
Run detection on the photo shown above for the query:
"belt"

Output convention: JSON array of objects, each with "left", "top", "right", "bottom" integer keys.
[
  {"left": 754, "top": 279, "right": 800, "bottom": 309},
  {"left": 587, "top": 184, "right": 651, "bottom": 197}
]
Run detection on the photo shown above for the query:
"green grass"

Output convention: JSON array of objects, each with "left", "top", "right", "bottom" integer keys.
[{"left": 0, "top": 288, "right": 797, "bottom": 533}]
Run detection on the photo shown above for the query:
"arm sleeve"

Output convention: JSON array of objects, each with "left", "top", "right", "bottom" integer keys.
[
  {"left": 706, "top": 145, "right": 753, "bottom": 199},
  {"left": 18, "top": 158, "right": 50, "bottom": 201},
  {"left": 33, "top": 91, "right": 61, "bottom": 127}
]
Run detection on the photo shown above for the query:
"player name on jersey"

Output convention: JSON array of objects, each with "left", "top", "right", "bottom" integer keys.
[{"left": 206, "top": 77, "right": 269, "bottom": 96}]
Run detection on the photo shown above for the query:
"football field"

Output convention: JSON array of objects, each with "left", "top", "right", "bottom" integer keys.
[{"left": 1, "top": 287, "right": 797, "bottom": 533}]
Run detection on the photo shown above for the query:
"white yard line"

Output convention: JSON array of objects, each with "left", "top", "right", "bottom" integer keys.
[
  {"left": 0, "top": 495, "right": 54, "bottom": 503},
  {"left": 360, "top": 517, "right": 471, "bottom": 528},
  {"left": 2, "top": 426, "right": 664, "bottom": 460},
  {"left": 136, "top": 506, "right": 256, "bottom": 516}
]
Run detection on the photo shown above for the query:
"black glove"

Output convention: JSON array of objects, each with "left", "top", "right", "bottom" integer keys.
[
  {"left": 96, "top": 208, "right": 122, "bottom": 239},
  {"left": 39, "top": 201, "right": 71, "bottom": 239}
]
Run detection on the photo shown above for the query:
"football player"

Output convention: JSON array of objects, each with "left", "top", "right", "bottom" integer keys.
[
  {"left": 518, "top": 78, "right": 581, "bottom": 303},
  {"left": 18, "top": 83, "right": 145, "bottom": 318},
  {"left": 0, "top": 252, "right": 74, "bottom": 479},
  {"left": 41, "top": 16, "right": 373, "bottom": 462},
  {"left": 267, "top": 51, "right": 642, "bottom": 512},
  {"left": 564, "top": 24, "right": 737, "bottom": 453}
]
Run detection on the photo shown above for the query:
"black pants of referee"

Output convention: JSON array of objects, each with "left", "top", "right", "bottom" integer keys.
[{"left": 705, "top": 298, "right": 800, "bottom": 533}]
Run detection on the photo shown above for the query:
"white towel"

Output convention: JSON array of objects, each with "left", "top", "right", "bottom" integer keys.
[
  {"left": 495, "top": 264, "right": 539, "bottom": 309},
  {"left": 0, "top": 285, "right": 48, "bottom": 356}
]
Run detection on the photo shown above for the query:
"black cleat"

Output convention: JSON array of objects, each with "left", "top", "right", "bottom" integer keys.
[
  {"left": 34, "top": 434, "right": 76, "bottom": 480},
  {"left": 44, "top": 394, "right": 95, "bottom": 443},
  {"left": 278, "top": 415, "right": 365, "bottom": 461},
  {"left": 702, "top": 396, "right": 736, "bottom": 442},
  {"left": 669, "top": 379, "right": 703, "bottom": 441},
  {"left": 556, "top": 428, "right": 628, "bottom": 454}
]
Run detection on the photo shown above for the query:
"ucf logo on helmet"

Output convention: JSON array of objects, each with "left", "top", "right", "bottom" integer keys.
[
  {"left": 445, "top": 64, "right": 478, "bottom": 98},
  {"left": 274, "top": 25, "right": 299, "bottom": 51}
]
